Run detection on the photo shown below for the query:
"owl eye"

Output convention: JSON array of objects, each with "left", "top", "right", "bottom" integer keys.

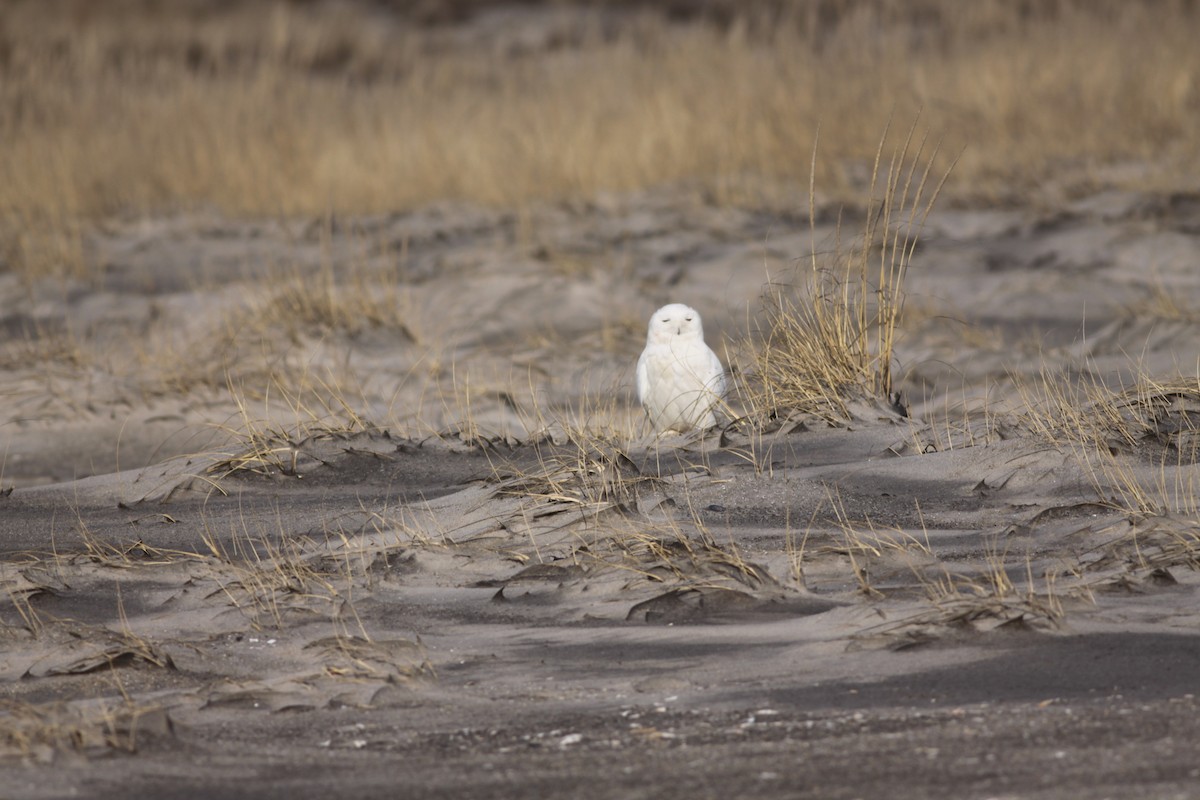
[{"left": 685, "top": 316, "right": 693, "bottom": 322}]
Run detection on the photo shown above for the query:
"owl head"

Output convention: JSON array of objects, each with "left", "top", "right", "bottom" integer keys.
[{"left": 646, "top": 303, "right": 705, "bottom": 345}]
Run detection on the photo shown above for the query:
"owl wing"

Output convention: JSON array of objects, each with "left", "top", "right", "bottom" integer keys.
[{"left": 635, "top": 347, "right": 651, "bottom": 406}]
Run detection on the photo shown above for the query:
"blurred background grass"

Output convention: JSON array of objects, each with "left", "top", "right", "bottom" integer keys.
[{"left": 2, "top": 0, "right": 1198, "bottom": 277}]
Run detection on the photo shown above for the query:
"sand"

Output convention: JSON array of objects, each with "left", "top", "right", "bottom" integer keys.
[{"left": 3, "top": 178, "right": 1200, "bottom": 798}]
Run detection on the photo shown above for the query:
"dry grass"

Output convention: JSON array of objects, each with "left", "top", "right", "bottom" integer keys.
[
  {"left": 1020, "top": 367, "right": 1200, "bottom": 517},
  {"left": 794, "top": 484, "right": 1085, "bottom": 639},
  {"left": 243, "top": 220, "right": 419, "bottom": 343},
  {"left": 849, "top": 538, "right": 1071, "bottom": 647},
  {"left": 0, "top": 322, "right": 89, "bottom": 372},
  {"left": 900, "top": 566, "right": 1066, "bottom": 634},
  {"left": 600, "top": 517, "right": 781, "bottom": 606},
  {"left": 469, "top": 418, "right": 782, "bottom": 602},
  {"left": 201, "top": 529, "right": 340, "bottom": 630},
  {"left": 72, "top": 521, "right": 194, "bottom": 568},
  {"left": 0, "top": 697, "right": 169, "bottom": 762},
  {"left": 494, "top": 439, "right": 652, "bottom": 513},
  {"left": 138, "top": 245, "right": 418, "bottom": 400},
  {"left": 1016, "top": 364, "right": 1200, "bottom": 596},
  {"left": 252, "top": 269, "right": 414, "bottom": 342},
  {"left": 740, "top": 119, "right": 951, "bottom": 423},
  {"left": 204, "top": 368, "right": 380, "bottom": 481},
  {"left": 1082, "top": 514, "right": 1200, "bottom": 579},
  {"left": 1123, "top": 285, "right": 1200, "bottom": 324},
  {"left": 3, "top": 0, "right": 1199, "bottom": 279}
]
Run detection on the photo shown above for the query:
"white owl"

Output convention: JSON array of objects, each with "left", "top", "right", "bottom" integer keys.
[{"left": 636, "top": 303, "right": 726, "bottom": 434}]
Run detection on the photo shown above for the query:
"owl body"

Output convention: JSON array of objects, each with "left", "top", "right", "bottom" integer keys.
[{"left": 636, "top": 304, "right": 726, "bottom": 433}]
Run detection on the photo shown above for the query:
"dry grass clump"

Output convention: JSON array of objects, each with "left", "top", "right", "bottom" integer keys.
[
  {"left": 201, "top": 529, "right": 342, "bottom": 630},
  {"left": 891, "top": 573, "right": 1066, "bottom": 640},
  {"left": 616, "top": 537, "right": 785, "bottom": 623},
  {"left": 920, "top": 547, "right": 1066, "bottom": 627},
  {"left": 741, "top": 122, "right": 951, "bottom": 423},
  {"left": 1110, "top": 378, "right": 1200, "bottom": 463},
  {"left": 307, "top": 634, "right": 432, "bottom": 685},
  {"left": 190, "top": 499, "right": 402, "bottom": 630},
  {"left": 207, "top": 381, "right": 376, "bottom": 481},
  {"left": 1083, "top": 515, "right": 1200, "bottom": 579},
  {"left": 143, "top": 355, "right": 392, "bottom": 500},
  {"left": 1021, "top": 370, "right": 1200, "bottom": 462},
  {"left": 1122, "top": 285, "right": 1200, "bottom": 324},
  {"left": 240, "top": 223, "right": 420, "bottom": 343},
  {"left": 253, "top": 271, "right": 415, "bottom": 342},
  {"left": 2, "top": 550, "right": 178, "bottom": 675},
  {"left": 207, "top": 422, "right": 363, "bottom": 481},
  {"left": 798, "top": 487, "right": 1085, "bottom": 638},
  {"left": 0, "top": 698, "right": 170, "bottom": 763},
  {"left": 0, "top": 323, "right": 89, "bottom": 372},
  {"left": 494, "top": 438, "right": 654, "bottom": 512},
  {"left": 145, "top": 308, "right": 394, "bottom": 403},
  {"left": 852, "top": 546, "right": 1070, "bottom": 648},
  {"left": 4, "top": 0, "right": 1200, "bottom": 278},
  {"left": 1018, "top": 368, "right": 1130, "bottom": 455},
  {"left": 1021, "top": 368, "right": 1200, "bottom": 516},
  {"left": 70, "top": 524, "right": 196, "bottom": 570}
]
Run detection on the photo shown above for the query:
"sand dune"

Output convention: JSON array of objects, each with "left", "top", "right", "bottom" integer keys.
[{"left": 4, "top": 180, "right": 1200, "bottom": 797}]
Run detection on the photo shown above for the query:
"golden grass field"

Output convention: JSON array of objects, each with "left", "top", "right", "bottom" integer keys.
[
  {"left": 5, "top": 3, "right": 1200, "bottom": 798},
  {"left": 3, "top": 0, "right": 1199, "bottom": 279}
]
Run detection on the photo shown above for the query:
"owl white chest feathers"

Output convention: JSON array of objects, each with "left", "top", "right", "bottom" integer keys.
[{"left": 636, "top": 303, "right": 726, "bottom": 434}]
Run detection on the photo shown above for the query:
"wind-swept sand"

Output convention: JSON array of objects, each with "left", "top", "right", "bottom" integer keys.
[{"left": 4, "top": 185, "right": 1200, "bottom": 798}]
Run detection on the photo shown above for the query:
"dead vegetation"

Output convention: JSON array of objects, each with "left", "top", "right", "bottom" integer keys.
[
  {"left": 492, "top": 438, "right": 654, "bottom": 514},
  {"left": 0, "top": 510, "right": 431, "bottom": 762},
  {"left": 1008, "top": 362, "right": 1200, "bottom": 618},
  {"left": 738, "top": 120, "right": 951, "bottom": 424},
  {"left": 0, "top": 322, "right": 89, "bottom": 372},
  {"left": 834, "top": 518, "right": 1073, "bottom": 647},
  {"left": 252, "top": 270, "right": 414, "bottom": 343},
  {"left": 1122, "top": 285, "right": 1200, "bottom": 325},
  {"left": 1020, "top": 369, "right": 1200, "bottom": 516},
  {"left": 0, "top": 697, "right": 171, "bottom": 763},
  {"left": 3, "top": 0, "right": 1199, "bottom": 279},
  {"left": 203, "top": 373, "right": 381, "bottom": 481}
]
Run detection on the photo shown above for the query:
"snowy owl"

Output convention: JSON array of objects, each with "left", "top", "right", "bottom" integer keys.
[{"left": 636, "top": 303, "right": 726, "bottom": 434}]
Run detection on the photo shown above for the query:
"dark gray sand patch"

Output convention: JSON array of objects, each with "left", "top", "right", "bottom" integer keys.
[{"left": 728, "top": 632, "right": 1200, "bottom": 711}]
